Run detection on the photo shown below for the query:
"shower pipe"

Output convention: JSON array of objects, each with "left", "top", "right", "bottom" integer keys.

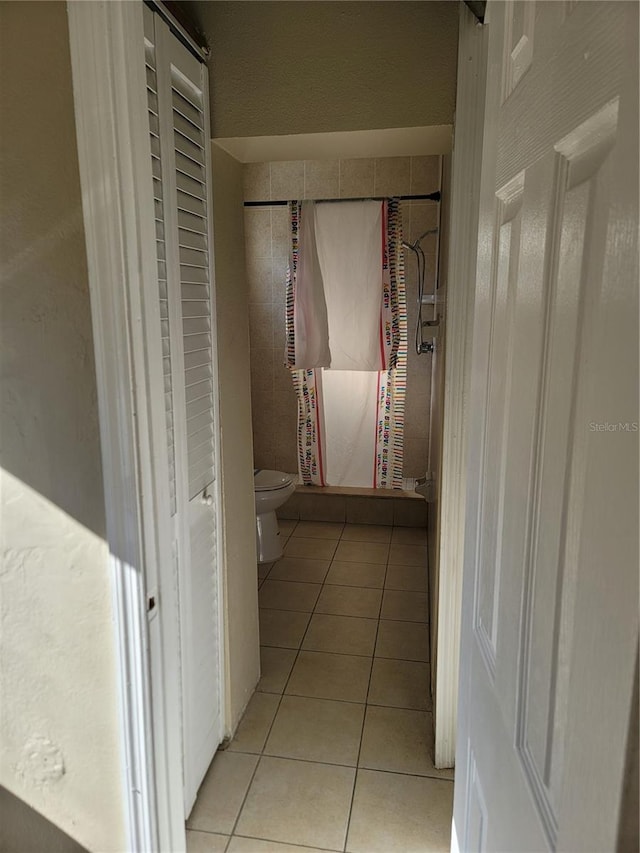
[
  {"left": 403, "top": 229, "right": 440, "bottom": 356},
  {"left": 243, "top": 191, "right": 441, "bottom": 207}
]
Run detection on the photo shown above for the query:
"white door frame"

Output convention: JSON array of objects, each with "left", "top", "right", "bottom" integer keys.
[
  {"left": 67, "top": 2, "right": 211, "bottom": 850},
  {"left": 434, "top": 2, "right": 489, "bottom": 768}
]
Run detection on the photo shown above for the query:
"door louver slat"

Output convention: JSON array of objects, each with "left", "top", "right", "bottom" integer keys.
[
  {"left": 171, "top": 67, "right": 216, "bottom": 495},
  {"left": 145, "top": 35, "right": 177, "bottom": 516}
]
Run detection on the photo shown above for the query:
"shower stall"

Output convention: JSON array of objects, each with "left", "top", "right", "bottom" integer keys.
[{"left": 244, "top": 154, "right": 446, "bottom": 508}]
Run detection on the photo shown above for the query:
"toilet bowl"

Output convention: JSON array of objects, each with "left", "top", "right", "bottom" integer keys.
[{"left": 254, "top": 469, "right": 295, "bottom": 563}]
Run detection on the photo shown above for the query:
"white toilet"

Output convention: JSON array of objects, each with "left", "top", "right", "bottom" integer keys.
[{"left": 254, "top": 469, "right": 295, "bottom": 563}]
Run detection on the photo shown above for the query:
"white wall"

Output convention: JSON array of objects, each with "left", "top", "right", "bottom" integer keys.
[
  {"left": 0, "top": 2, "right": 125, "bottom": 850},
  {"left": 211, "top": 145, "right": 261, "bottom": 734},
  {"left": 427, "top": 153, "right": 452, "bottom": 703},
  {"left": 187, "top": 1, "right": 459, "bottom": 139}
]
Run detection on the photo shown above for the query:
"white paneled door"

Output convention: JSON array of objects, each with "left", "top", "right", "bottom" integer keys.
[
  {"left": 144, "top": 8, "right": 223, "bottom": 815},
  {"left": 455, "top": 2, "right": 638, "bottom": 851}
]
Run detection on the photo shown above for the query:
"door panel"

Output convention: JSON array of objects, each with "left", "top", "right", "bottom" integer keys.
[
  {"left": 456, "top": 2, "right": 638, "bottom": 850},
  {"left": 144, "top": 7, "right": 223, "bottom": 816}
]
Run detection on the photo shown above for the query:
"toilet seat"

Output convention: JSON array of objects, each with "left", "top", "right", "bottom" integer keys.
[{"left": 254, "top": 469, "right": 293, "bottom": 492}]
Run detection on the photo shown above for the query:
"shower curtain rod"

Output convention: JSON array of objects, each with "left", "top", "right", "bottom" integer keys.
[{"left": 243, "top": 191, "right": 441, "bottom": 208}]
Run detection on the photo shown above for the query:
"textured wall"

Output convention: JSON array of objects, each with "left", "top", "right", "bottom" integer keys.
[
  {"left": 211, "top": 145, "right": 261, "bottom": 733},
  {"left": 0, "top": 3, "right": 125, "bottom": 850},
  {"left": 186, "top": 1, "right": 459, "bottom": 139},
  {"left": 243, "top": 156, "right": 440, "bottom": 481}
]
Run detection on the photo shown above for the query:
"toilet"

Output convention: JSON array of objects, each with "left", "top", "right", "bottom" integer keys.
[{"left": 254, "top": 469, "right": 295, "bottom": 563}]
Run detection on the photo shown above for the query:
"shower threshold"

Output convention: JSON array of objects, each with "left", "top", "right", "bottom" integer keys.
[
  {"left": 286, "top": 475, "right": 422, "bottom": 500},
  {"left": 279, "top": 475, "right": 427, "bottom": 526}
]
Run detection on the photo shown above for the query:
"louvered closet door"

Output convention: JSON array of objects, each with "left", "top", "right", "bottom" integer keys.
[{"left": 144, "top": 8, "right": 223, "bottom": 815}]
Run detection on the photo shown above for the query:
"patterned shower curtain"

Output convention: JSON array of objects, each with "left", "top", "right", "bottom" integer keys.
[{"left": 285, "top": 199, "right": 406, "bottom": 488}]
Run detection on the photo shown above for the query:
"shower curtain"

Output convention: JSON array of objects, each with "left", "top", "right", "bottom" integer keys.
[{"left": 286, "top": 198, "right": 406, "bottom": 488}]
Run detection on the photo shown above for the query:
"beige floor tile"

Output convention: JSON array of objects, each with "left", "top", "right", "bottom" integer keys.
[
  {"left": 381, "top": 589, "right": 428, "bottom": 623},
  {"left": 325, "top": 560, "right": 386, "bottom": 589},
  {"left": 259, "top": 608, "right": 310, "bottom": 649},
  {"left": 257, "top": 647, "right": 297, "bottom": 694},
  {"left": 264, "top": 695, "right": 365, "bottom": 765},
  {"left": 186, "top": 829, "right": 229, "bottom": 853},
  {"left": 375, "top": 619, "right": 429, "bottom": 662},
  {"left": 229, "top": 838, "right": 332, "bottom": 853},
  {"left": 390, "top": 526, "right": 428, "bottom": 545},
  {"left": 384, "top": 563, "right": 428, "bottom": 593},
  {"left": 388, "top": 543, "right": 428, "bottom": 567},
  {"left": 286, "top": 650, "right": 372, "bottom": 703},
  {"left": 315, "top": 584, "right": 382, "bottom": 619},
  {"left": 236, "top": 756, "right": 355, "bottom": 850},
  {"left": 334, "top": 540, "right": 389, "bottom": 565},
  {"left": 257, "top": 561, "right": 273, "bottom": 580},
  {"left": 228, "top": 692, "right": 281, "bottom": 754},
  {"left": 341, "top": 524, "right": 392, "bottom": 544},
  {"left": 294, "top": 520, "right": 344, "bottom": 539},
  {"left": 346, "top": 769, "right": 453, "bottom": 853},
  {"left": 367, "top": 658, "right": 431, "bottom": 711},
  {"left": 258, "top": 580, "right": 321, "bottom": 612},
  {"left": 187, "top": 751, "right": 259, "bottom": 834},
  {"left": 284, "top": 536, "right": 338, "bottom": 560},
  {"left": 359, "top": 706, "right": 453, "bottom": 779},
  {"left": 267, "top": 556, "right": 331, "bottom": 584},
  {"left": 302, "top": 613, "right": 377, "bottom": 656},
  {"left": 278, "top": 519, "right": 298, "bottom": 537}
]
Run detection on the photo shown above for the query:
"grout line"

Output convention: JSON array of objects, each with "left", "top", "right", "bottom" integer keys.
[
  {"left": 258, "top": 600, "right": 429, "bottom": 626},
  {"left": 227, "top": 752, "right": 262, "bottom": 841},
  {"left": 232, "top": 832, "right": 343, "bottom": 853},
  {"left": 259, "top": 642, "right": 429, "bottom": 665},
  {"left": 341, "top": 534, "right": 392, "bottom": 852},
  {"left": 220, "top": 747, "right": 454, "bottom": 783}
]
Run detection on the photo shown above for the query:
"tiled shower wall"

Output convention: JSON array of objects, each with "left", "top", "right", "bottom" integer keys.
[{"left": 243, "top": 156, "right": 441, "bottom": 479}]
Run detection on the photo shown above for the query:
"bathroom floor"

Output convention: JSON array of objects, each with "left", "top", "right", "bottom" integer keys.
[{"left": 186, "top": 520, "right": 454, "bottom": 853}]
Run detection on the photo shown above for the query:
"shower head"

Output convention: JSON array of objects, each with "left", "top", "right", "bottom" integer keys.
[{"left": 402, "top": 228, "right": 439, "bottom": 252}]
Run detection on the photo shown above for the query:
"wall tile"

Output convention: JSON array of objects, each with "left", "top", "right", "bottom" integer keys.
[
  {"left": 407, "top": 350, "right": 433, "bottom": 384},
  {"left": 272, "top": 206, "right": 291, "bottom": 257},
  {"left": 271, "top": 161, "right": 304, "bottom": 201},
  {"left": 249, "top": 302, "right": 275, "bottom": 350},
  {"left": 276, "top": 447, "right": 299, "bottom": 475},
  {"left": 253, "top": 429, "right": 274, "bottom": 470},
  {"left": 401, "top": 203, "right": 412, "bottom": 242},
  {"left": 274, "top": 413, "right": 298, "bottom": 475},
  {"left": 393, "top": 499, "right": 428, "bottom": 528},
  {"left": 339, "top": 159, "right": 375, "bottom": 198},
  {"left": 249, "top": 346, "right": 274, "bottom": 389},
  {"left": 271, "top": 342, "right": 288, "bottom": 373},
  {"left": 299, "top": 493, "right": 346, "bottom": 523},
  {"left": 244, "top": 208, "right": 272, "bottom": 258},
  {"left": 403, "top": 438, "right": 429, "bottom": 479},
  {"left": 404, "top": 391, "right": 431, "bottom": 440},
  {"left": 410, "top": 156, "right": 441, "bottom": 195},
  {"left": 277, "top": 493, "right": 301, "bottom": 520},
  {"left": 243, "top": 162, "right": 270, "bottom": 202},
  {"left": 374, "top": 157, "right": 410, "bottom": 197},
  {"left": 245, "top": 255, "right": 273, "bottom": 304},
  {"left": 272, "top": 256, "right": 289, "bottom": 305},
  {"left": 345, "top": 497, "right": 394, "bottom": 526},
  {"left": 408, "top": 203, "right": 439, "bottom": 250},
  {"left": 271, "top": 306, "right": 287, "bottom": 349},
  {"left": 273, "top": 361, "right": 295, "bottom": 396},
  {"left": 304, "top": 160, "right": 339, "bottom": 199}
]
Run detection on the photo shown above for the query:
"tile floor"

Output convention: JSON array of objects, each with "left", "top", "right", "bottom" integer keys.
[{"left": 187, "top": 520, "right": 454, "bottom": 853}]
